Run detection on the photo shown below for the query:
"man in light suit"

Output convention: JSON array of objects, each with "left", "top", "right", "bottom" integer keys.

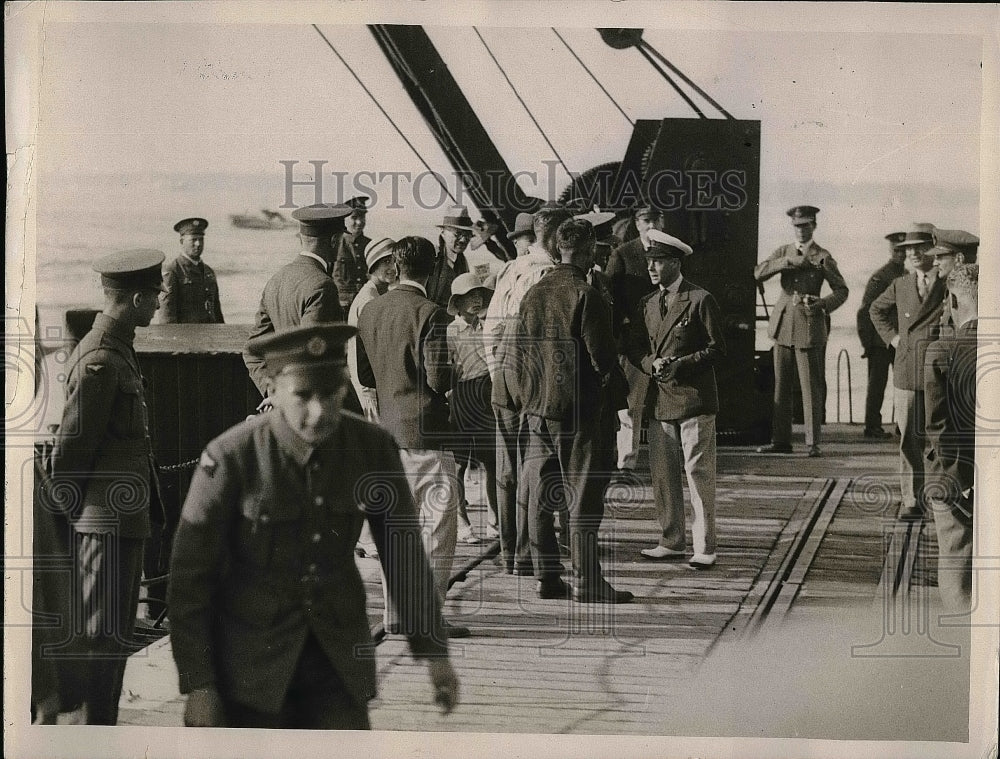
[
  {"left": 243, "top": 203, "right": 348, "bottom": 395},
  {"left": 606, "top": 204, "right": 665, "bottom": 471},
  {"left": 627, "top": 231, "right": 726, "bottom": 569},
  {"left": 923, "top": 263, "right": 978, "bottom": 611},
  {"left": 169, "top": 324, "right": 458, "bottom": 728},
  {"left": 356, "top": 237, "right": 470, "bottom": 637},
  {"left": 755, "top": 206, "right": 849, "bottom": 457},
  {"left": 871, "top": 227, "right": 945, "bottom": 521}
]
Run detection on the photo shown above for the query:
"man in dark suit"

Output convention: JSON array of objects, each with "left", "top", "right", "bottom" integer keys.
[
  {"left": 160, "top": 217, "right": 225, "bottom": 324},
  {"left": 755, "top": 206, "right": 849, "bottom": 457},
  {"left": 506, "top": 218, "right": 633, "bottom": 603},
  {"left": 426, "top": 206, "right": 474, "bottom": 308},
  {"left": 169, "top": 324, "right": 459, "bottom": 728},
  {"left": 923, "top": 263, "right": 978, "bottom": 611},
  {"left": 332, "top": 196, "right": 372, "bottom": 310},
  {"left": 356, "top": 237, "right": 469, "bottom": 637},
  {"left": 46, "top": 249, "right": 167, "bottom": 724},
  {"left": 857, "top": 231, "right": 907, "bottom": 438},
  {"left": 606, "top": 204, "right": 664, "bottom": 471},
  {"left": 628, "top": 231, "right": 727, "bottom": 569},
  {"left": 870, "top": 226, "right": 945, "bottom": 521},
  {"left": 243, "top": 204, "right": 348, "bottom": 395}
]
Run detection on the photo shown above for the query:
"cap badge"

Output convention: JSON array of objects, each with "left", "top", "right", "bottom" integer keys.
[{"left": 306, "top": 336, "right": 327, "bottom": 356}]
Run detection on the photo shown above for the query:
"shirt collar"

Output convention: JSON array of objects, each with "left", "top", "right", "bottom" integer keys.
[
  {"left": 180, "top": 253, "right": 203, "bottom": 266},
  {"left": 797, "top": 240, "right": 814, "bottom": 254},
  {"left": 453, "top": 317, "right": 482, "bottom": 333},
  {"left": 396, "top": 277, "right": 427, "bottom": 296},
  {"left": 660, "top": 273, "right": 684, "bottom": 295},
  {"left": 298, "top": 250, "right": 329, "bottom": 272},
  {"left": 268, "top": 408, "right": 347, "bottom": 467}
]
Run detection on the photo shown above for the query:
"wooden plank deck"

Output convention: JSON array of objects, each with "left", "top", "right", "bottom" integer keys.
[{"left": 118, "top": 424, "right": 953, "bottom": 735}]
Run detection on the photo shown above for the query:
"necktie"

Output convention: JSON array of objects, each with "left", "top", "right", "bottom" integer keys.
[
  {"left": 917, "top": 273, "right": 927, "bottom": 301},
  {"left": 660, "top": 289, "right": 670, "bottom": 317}
]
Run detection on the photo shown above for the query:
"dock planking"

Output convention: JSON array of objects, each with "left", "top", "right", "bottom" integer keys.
[{"left": 118, "top": 424, "right": 948, "bottom": 733}]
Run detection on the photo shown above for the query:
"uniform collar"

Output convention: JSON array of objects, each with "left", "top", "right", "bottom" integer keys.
[
  {"left": 93, "top": 313, "right": 136, "bottom": 344},
  {"left": 179, "top": 253, "right": 203, "bottom": 267},
  {"left": 298, "top": 250, "right": 330, "bottom": 272},
  {"left": 659, "top": 273, "right": 684, "bottom": 295},
  {"left": 796, "top": 239, "right": 814, "bottom": 254},
  {"left": 268, "top": 408, "right": 344, "bottom": 467}
]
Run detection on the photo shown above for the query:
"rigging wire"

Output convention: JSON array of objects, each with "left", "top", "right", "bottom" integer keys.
[
  {"left": 551, "top": 28, "right": 634, "bottom": 127},
  {"left": 472, "top": 26, "right": 572, "bottom": 180},
  {"left": 635, "top": 43, "right": 706, "bottom": 119},
  {"left": 310, "top": 24, "right": 457, "bottom": 204},
  {"left": 637, "top": 39, "right": 734, "bottom": 120}
]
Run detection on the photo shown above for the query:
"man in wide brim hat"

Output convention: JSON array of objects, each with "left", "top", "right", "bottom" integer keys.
[{"left": 426, "top": 207, "right": 475, "bottom": 308}]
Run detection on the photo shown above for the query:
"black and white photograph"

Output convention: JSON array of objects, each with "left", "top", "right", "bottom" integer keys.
[{"left": 5, "top": 2, "right": 998, "bottom": 757}]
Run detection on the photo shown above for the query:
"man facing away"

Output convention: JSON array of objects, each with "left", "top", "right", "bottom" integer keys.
[
  {"left": 356, "top": 237, "right": 470, "bottom": 637},
  {"left": 923, "top": 263, "right": 978, "bottom": 612},
  {"left": 169, "top": 324, "right": 458, "bottom": 728},
  {"left": 243, "top": 203, "right": 347, "bottom": 395},
  {"left": 755, "top": 205, "right": 849, "bottom": 458},
  {"left": 46, "top": 249, "right": 167, "bottom": 724},
  {"left": 628, "top": 230, "right": 726, "bottom": 570},
  {"left": 160, "top": 217, "right": 224, "bottom": 324},
  {"left": 856, "top": 230, "right": 907, "bottom": 438},
  {"left": 484, "top": 206, "right": 571, "bottom": 576},
  {"left": 870, "top": 226, "right": 946, "bottom": 521},
  {"left": 505, "top": 217, "right": 633, "bottom": 603}
]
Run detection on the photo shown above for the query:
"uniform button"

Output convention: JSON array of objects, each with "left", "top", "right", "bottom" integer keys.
[
  {"left": 311, "top": 532, "right": 322, "bottom": 543},
  {"left": 314, "top": 496, "right": 324, "bottom": 506},
  {"left": 259, "top": 513, "right": 271, "bottom": 524}
]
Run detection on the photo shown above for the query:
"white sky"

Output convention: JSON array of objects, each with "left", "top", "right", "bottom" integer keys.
[{"left": 36, "top": 18, "right": 982, "bottom": 197}]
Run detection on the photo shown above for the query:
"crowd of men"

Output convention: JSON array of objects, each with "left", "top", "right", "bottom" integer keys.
[{"left": 33, "top": 195, "right": 979, "bottom": 728}]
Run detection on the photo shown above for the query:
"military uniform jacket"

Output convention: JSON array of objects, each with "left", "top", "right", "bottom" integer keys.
[
  {"left": 923, "top": 320, "right": 977, "bottom": 505},
  {"left": 627, "top": 278, "right": 726, "bottom": 421},
  {"left": 243, "top": 254, "right": 344, "bottom": 394},
  {"left": 332, "top": 232, "right": 371, "bottom": 309},
  {"left": 856, "top": 259, "right": 904, "bottom": 351},
  {"left": 869, "top": 271, "right": 945, "bottom": 390},
  {"left": 160, "top": 255, "right": 224, "bottom": 324},
  {"left": 606, "top": 237, "right": 657, "bottom": 412},
  {"left": 754, "top": 242, "right": 849, "bottom": 349},
  {"left": 505, "top": 265, "right": 618, "bottom": 422},
  {"left": 355, "top": 284, "right": 455, "bottom": 449},
  {"left": 168, "top": 411, "right": 447, "bottom": 714},
  {"left": 48, "top": 314, "right": 162, "bottom": 538}
]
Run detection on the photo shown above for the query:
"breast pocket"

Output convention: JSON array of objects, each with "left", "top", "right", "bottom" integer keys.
[
  {"left": 234, "top": 496, "right": 302, "bottom": 569},
  {"left": 109, "top": 374, "right": 146, "bottom": 438}
]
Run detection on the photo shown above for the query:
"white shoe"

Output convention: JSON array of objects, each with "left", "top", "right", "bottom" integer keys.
[
  {"left": 640, "top": 546, "right": 686, "bottom": 561},
  {"left": 688, "top": 553, "right": 717, "bottom": 570},
  {"left": 484, "top": 523, "right": 500, "bottom": 540},
  {"left": 458, "top": 522, "right": 481, "bottom": 544}
]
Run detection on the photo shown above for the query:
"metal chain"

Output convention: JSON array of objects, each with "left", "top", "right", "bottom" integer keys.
[{"left": 158, "top": 458, "right": 200, "bottom": 473}]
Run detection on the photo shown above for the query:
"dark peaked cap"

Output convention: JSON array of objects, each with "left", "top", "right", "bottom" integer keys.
[
  {"left": 246, "top": 323, "right": 357, "bottom": 377},
  {"left": 93, "top": 248, "right": 165, "bottom": 290},
  {"left": 292, "top": 203, "right": 352, "bottom": 236}
]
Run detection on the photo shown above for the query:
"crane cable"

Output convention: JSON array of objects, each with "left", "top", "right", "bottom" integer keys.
[
  {"left": 551, "top": 28, "right": 634, "bottom": 127},
  {"left": 311, "top": 24, "right": 458, "bottom": 204},
  {"left": 472, "top": 26, "right": 573, "bottom": 181},
  {"left": 635, "top": 43, "right": 707, "bottom": 119},
  {"left": 637, "top": 39, "right": 734, "bottom": 120}
]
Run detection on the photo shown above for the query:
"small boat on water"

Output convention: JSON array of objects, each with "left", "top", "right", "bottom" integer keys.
[{"left": 229, "top": 208, "right": 297, "bottom": 230}]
